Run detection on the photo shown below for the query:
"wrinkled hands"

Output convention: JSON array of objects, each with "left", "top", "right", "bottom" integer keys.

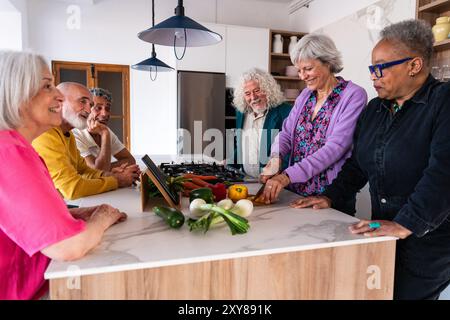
[
  {"left": 259, "top": 173, "right": 291, "bottom": 204},
  {"left": 87, "top": 116, "right": 109, "bottom": 136},
  {"left": 71, "top": 204, "right": 127, "bottom": 229},
  {"left": 258, "top": 157, "right": 289, "bottom": 204},
  {"left": 90, "top": 204, "right": 127, "bottom": 229},
  {"left": 290, "top": 196, "right": 412, "bottom": 239},
  {"left": 290, "top": 196, "right": 332, "bottom": 209},
  {"left": 111, "top": 163, "right": 141, "bottom": 187},
  {"left": 69, "top": 206, "right": 98, "bottom": 221},
  {"left": 260, "top": 157, "right": 282, "bottom": 183},
  {"left": 349, "top": 219, "right": 412, "bottom": 239}
]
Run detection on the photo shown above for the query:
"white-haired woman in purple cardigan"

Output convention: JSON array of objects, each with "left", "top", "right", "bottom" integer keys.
[{"left": 260, "top": 33, "right": 367, "bottom": 214}]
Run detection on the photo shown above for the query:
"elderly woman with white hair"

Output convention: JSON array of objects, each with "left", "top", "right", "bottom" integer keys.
[
  {"left": 260, "top": 33, "right": 367, "bottom": 209},
  {"left": 0, "top": 51, "right": 126, "bottom": 300},
  {"left": 232, "top": 68, "right": 292, "bottom": 178}
]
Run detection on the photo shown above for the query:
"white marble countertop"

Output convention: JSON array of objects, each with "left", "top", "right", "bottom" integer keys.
[{"left": 46, "top": 184, "right": 396, "bottom": 280}]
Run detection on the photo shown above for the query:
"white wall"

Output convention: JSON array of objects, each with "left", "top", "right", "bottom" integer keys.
[
  {"left": 318, "top": 0, "right": 416, "bottom": 100},
  {"left": 175, "top": 22, "right": 270, "bottom": 88},
  {"left": 27, "top": 0, "right": 179, "bottom": 155},
  {"left": 9, "top": 0, "right": 28, "bottom": 49},
  {"left": 289, "top": 0, "right": 380, "bottom": 32},
  {"left": 0, "top": 0, "right": 22, "bottom": 50},
  {"left": 218, "top": 0, "right": 290, "bottom": 30}
]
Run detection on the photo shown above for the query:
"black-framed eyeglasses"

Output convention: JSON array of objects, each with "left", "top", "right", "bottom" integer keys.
[{"left": 368, "top": 57, "right": 413, "bottom": 78}]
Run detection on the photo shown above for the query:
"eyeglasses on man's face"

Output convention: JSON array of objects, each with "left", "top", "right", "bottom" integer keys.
[{"left": 368, "top": 57, "right": 413, "bottom": 79}]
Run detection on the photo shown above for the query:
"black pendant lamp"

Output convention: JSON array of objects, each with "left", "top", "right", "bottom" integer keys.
[
  {"left": 137, "top": 0, "right": 223, "bottom": 60},
  {"left": 132, "top": 0, "right": 174, "bottom": 80}
]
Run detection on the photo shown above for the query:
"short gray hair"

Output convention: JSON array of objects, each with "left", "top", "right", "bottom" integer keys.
[
  {"left": 0, "top": 51, "right": 47, "bottom": 130},
  {"left": 233, "top": 68, "right": 285, "bottom": 113},
  {"left": 290, "top": 33, "right": 343, "bottom": 74},
  {"left": 90, "top": 87, "right": 113, "bottom": 103},
  {"left": 380, "top": 19, "right": 434, "bottom": 66}
]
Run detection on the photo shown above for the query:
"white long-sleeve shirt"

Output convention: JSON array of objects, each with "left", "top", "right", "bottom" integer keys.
[{"left": 241, "top": 110, "right": 267, "bottom": 178}]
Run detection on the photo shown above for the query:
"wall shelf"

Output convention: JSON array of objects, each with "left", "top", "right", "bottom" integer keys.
[
  {"left": 418, "top": 0, "right": 450, "bottom": 13},
  {"left": 270, "top": 29, "right": 307, "bottom": 37},
  {"left": 269, "top": 29, "right": 306, "bottom": 103},
  {"left": 271, "top": 53, "right": 291, "bottom": 58},
  {"left": 417, "top": 0, "right": 450, "bottom": 66},
  {"left": 273, "top": 76, "right": 301, "bottom": 81}
]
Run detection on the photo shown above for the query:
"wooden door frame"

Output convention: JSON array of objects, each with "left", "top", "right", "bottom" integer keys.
[
  {"left": 93, "top": 63, "right": 130, "bottom": 150},
  {"left": 52, "top": 61, "right": 131, "bottom": 150},
  {"left": 52, "top": 61, "right": 94, "bottom": 88}
]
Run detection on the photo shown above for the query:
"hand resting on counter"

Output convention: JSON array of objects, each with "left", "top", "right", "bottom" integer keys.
[
  {"left": 349, "top": 219, "right": 412, "bottom": 239},
  {"left": 290, "top": 196, "right": 412, "bottom": 239}
]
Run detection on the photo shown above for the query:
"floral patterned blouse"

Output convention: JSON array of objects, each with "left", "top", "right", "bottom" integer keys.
[{"left": 289, "top": 77, "right": 349, "bottom": 196}]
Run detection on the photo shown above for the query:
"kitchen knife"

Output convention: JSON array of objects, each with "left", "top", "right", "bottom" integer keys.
[
  {"left": 253, "top": 173, "right": 279, "bottom": 201},
  {"left": 253, "top": 183, "right": 266, "bottom": 200}
]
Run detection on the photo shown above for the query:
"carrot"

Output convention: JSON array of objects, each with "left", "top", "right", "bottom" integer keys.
[
  {"left": 182, "top": 173, "right": 217, "bottom": 180},
  {"left": 183, "top": 181, "right": 204, "bottom": 190},
  {"left": 191, "top": 178, "right": 212, "bottom": 187},
  {"left": 197, "top": 176, "right": 218, "bottom": 181}
]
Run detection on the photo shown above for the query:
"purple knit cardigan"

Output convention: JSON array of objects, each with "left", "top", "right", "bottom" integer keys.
[{"left": 271, "top": 80, "right": 368, "bottom": 185}]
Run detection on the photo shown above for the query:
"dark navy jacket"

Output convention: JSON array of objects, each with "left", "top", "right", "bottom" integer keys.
[{"left": 324, "top": 75, "right": 450, "bottom": 279}]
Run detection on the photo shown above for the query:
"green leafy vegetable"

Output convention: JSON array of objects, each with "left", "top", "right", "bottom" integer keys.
[
  {"left": 148, "top": 175, "right": 189, "bottom": 198},
  {"left": 188, "top": 202, "right": 250, "bottom": 235}
]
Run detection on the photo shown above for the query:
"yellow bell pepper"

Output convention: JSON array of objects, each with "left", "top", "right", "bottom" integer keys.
[{"left": 228, "top": 184, "right": 248, "bottom": 202}]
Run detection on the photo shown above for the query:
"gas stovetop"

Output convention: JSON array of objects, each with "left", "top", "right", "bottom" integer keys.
[{"left": 159, "top": 162, "right": 246, "bottom": 182}]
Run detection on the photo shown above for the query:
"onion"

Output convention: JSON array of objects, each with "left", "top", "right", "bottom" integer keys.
[{"left": 230, "top": 199, "right": 254, "bottom": 217}]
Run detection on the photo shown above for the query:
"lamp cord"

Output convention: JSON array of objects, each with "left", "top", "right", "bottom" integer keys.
[
  {"left": 150, "top": 0, "right": 157, "bottom": 81},
  {"left": 152, "top": 0, "right": 155, "bottom": 27},
  {"left": 174, "top": 28, "right": 187, "bottom": 60}
]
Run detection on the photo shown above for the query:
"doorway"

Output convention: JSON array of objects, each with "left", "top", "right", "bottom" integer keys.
[{"left": 52, "top": 61, "right": 131, "bottom": 149}]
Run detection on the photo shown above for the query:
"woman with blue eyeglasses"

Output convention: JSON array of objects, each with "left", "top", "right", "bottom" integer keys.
[{"left": 291, "top": 19, "right": 450, "bottom": 300}]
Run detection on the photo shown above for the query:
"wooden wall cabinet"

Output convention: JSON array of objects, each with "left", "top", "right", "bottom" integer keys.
[
  {"left": 269, "top": 29, "right": 306, "bottom": 104},
  {"left": 417, "top": 0, "right": 450, "bottom": 64}
]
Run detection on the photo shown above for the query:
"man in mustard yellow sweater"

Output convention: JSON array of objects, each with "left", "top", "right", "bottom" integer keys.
[{"left": 33, "top": 82, "right": 139, "bottom": 200}]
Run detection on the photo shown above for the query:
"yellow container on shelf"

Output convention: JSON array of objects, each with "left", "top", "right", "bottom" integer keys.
[{"left": 432, "top": 16, "right": 450, "bottom": 42}]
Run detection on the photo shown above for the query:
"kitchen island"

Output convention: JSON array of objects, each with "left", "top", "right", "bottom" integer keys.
[{"left": 46, "top": 183, "right": 397, "bottom": 300}]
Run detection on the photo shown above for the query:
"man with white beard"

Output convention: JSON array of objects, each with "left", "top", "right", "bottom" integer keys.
[
  {"left": 231, "top": 68, "right": 292, "bottom": 178},
  {"left": 33, "top": 82, "right": 139, "bottom": 200}
]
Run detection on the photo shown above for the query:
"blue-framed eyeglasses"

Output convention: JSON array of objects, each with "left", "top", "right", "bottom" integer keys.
[{"left": 368, "top": 57, "right": 413, "bottom": 78}]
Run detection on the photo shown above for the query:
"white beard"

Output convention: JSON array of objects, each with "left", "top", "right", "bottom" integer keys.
[
  {"left": 62, "top": 107, "right": 87, "bottom": 130},
  {"left": 250, "top": 101, "right": 267, "bottom": 114}
]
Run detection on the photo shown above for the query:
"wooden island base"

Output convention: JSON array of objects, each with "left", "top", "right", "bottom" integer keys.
[{"left": 50, "top": 240, "right": 395, "bottom": 300}]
